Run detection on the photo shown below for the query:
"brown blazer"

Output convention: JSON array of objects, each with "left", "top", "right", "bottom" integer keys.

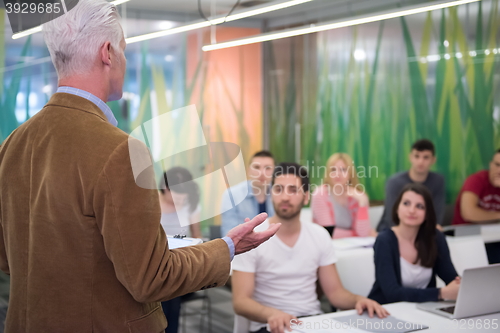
[{"left": 0, "top": 93, "right": 230, "bottom": 332}]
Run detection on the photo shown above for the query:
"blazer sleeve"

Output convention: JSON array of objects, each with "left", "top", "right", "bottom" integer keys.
[
  {"left": 434, "top": 231, "right": 458, "bottom": 283},
  {"left": 0, "top": 143, "right": 8, "bottom": 276},
  {"left": 93, "top": 139, "right": 230, "bottom": 303},
  {"left": 373, "top": 234, "right": 440, "bottom": 303}
]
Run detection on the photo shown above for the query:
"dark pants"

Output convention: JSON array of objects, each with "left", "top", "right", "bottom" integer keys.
[
  {"left": 486, "top": 241, "right": 500, "bottom": 264},
  {"left": 162, "top": 297, "right": 182, "bottom": 333},
  {"left": 250, "top": 328, "right": 270, "bottom": 333}
]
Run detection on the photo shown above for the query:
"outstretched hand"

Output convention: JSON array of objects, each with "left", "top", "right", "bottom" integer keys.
[{"left": 226, "top": 213, "right": 281, "bottom": 255}]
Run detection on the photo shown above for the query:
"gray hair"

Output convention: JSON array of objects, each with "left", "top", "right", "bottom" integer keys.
[{"left": 43, "top": 0, "right": 123, "bottom": 78}]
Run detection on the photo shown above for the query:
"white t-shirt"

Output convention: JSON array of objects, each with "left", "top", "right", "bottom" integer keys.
[
  {"left": 400, "top": 257, "right": 433, "bottom": 289},
  {"left": 232, "top": 219, "right": 337, "bottom": 332}
]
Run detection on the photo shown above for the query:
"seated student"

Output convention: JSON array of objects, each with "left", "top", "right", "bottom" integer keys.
[
  {"left": 453, "top": 149, "right": 500, "bottom": 264},
  {"left": 158, "top": 167, "right": 202, "bottom": 333},
  {"left": 377, "top": 139, "right": 445, "bottom": 232},
  {"left": 221, "top": 151, "right": 275, "bottom": 236},
  {"left": 368, "top": 183, "right": 460, "bottom": 304},
  {"left": 232, "top": 163, "right": 388, "bottom": 333},
  {"left": 159, "top": 167, "right": 202, "bottom": 238},
  {"left": 311, "top": 153, "right": 374, "bottom": 238}
]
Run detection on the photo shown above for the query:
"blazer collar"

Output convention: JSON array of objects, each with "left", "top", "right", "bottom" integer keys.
[{"left": 44, "top": 92, "right": 110, "bottom": 124}]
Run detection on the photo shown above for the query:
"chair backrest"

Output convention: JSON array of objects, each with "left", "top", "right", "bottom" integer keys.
[
  {"left": 446, "top": 235, "right": 489, "bottom": 276},
  {"left": 335, "top": 248, "right": 375, "bottom": 297},
  {"left": 233, "top": 314, "right": 250, "bottom": 333},
  {"left": 368, "top": 206, "right": 384, "bottom": 230}
]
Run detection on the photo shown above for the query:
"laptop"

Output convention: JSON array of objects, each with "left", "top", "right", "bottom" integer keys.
[{"left": 417, "top": 264, "right": 500, "bottom": 319}]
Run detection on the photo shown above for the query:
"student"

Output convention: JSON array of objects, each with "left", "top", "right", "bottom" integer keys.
[
  {"left": 368, "top": 183, "right": 460, "bottom": 304},
  {"left": 377, "top": 139, "right": 445, "bottom": 231},
  {"left": 453, "top": 149, "right": 500, "bottom": 263},
  {"left": 221, "top": 151, "right": 275, "bottom": 236},
  {"left": 232, "top": 163, "right": 388, "bottom": 333},
  {"left": 311, "top": 153, "right": 374, "bottom": 238},
  {"left": 159, "top": 167, "right": 202, "bottom": 238}
]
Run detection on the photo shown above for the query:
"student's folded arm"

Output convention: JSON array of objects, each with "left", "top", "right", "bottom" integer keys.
[
  {"left": 373, "top": 237, "right": 439, "bottom": 303},
  {"left": 460, "top": 191, "right": 500, "bottom": 223},
  {"left": 434, "top": 232, "right": 458, "bottom": 283},
  {"left": 311, "top": 189, "right": 333, "bottom": 227},
  {"left": 232, "top": 270, "right": 277, "bottom": 323},
  {"left": 353, "top": 205, "right": 371, "bottom": 237},
  {"left": 93, "top": 140, "right": 230, "bottom": 303}
]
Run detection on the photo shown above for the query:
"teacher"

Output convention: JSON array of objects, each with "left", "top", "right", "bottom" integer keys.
[{"left": 0, "top": 0, "right": 279, "bottom": 332}]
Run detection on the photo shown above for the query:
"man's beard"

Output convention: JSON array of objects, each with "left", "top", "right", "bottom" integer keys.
[{"left": 274, "top": 202, "right": 303, "bottom": 220}]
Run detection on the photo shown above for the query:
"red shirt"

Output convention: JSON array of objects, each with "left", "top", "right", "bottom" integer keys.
[{"left": 453, "top": 170, "right": 500, "bottom": 225}]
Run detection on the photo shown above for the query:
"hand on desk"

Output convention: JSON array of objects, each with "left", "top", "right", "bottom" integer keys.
[
  {"left": 440, "top": 276, "right": 461, "bottom": 300},
  {"left": 268, "top": 309, "right": 299, "bottom": 333},
  {"left": 227, "top": 213, "right": 281, "bottom": 255},
  {"left": 355, "top": 297, "right": 390, "bottom": 319}
]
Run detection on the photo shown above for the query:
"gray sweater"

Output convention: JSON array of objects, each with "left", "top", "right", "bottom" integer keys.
[{"left": 377, "top": 171, "right": 446, "bottom": 231}]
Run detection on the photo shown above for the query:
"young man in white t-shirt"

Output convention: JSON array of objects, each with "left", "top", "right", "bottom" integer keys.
[{"left": 232, "top": 162, "right": 389, "bottom": 333}]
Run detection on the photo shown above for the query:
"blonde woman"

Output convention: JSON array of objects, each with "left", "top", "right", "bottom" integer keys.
[{"left": 311, "top": 153, "right": 375, "bottom": 238}]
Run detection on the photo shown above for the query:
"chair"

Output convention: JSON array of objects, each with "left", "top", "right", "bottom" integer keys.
[
  {"left": 233, "top": 314, "right": 250, "bottom": 333},
  {"left": 335, "top": 248, "right": 375, "bottom": 297},
  {"left": 368, "top": 206, "right": 384, "bottom": 230},
  {"left": 446, "top": 235, "right": 489, "bottom": 276},
  {"left": 180, "top": 290, "right": 212, "bottom": 333}
]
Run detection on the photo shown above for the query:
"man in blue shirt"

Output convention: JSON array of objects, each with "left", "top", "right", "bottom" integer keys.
[{"left": 221, "top": 151, "right": 276, "bottom": 236}]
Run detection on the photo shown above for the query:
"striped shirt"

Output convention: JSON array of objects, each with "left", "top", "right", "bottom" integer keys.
[{"left": 311, "top": 184, "right": 371, "bottom": 238}]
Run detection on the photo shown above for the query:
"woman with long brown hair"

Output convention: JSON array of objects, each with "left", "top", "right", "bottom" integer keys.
[{"left": 368, "top": 183, "right": 460, "bottom": 304}]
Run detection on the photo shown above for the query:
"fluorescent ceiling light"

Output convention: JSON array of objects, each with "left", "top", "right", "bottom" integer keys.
[
  {"left": 202, "top": 0, "right": 480, "bottom": 51},
  {"left": 12, "top": 26, "right": 43, "bottom": 40},
  {"left": 11, "top": 0, "right": 130, "bottom": 40},
  {"left": 111, "top": 0, "right": 130, "bottom": 5},
  {"left": 125, "top": 0, "right": 312, "bottom": 44}
]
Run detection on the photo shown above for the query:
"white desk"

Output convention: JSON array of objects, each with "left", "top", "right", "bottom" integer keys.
[
  {"left": 444, "top": 223, "right": 500, "bottom": 244},
  {"left": 291, "top": 302, "right": 500, "bottom": 332}
]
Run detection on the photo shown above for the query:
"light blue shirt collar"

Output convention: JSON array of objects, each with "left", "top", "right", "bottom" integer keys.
[{"left": 56, "top": 86, "right": 118, "bottom": 127}]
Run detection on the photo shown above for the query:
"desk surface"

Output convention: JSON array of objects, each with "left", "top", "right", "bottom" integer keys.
[{"left": 291, "top": 302, "right": 500, "bottom": 332}]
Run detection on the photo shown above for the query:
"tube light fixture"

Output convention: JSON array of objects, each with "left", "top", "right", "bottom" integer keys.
[
  {"left": 11, "top": 0, "right": 131, "bottom": 40},
  {"left": 202, "top": 0, "right": 480, "bottom": 52},
  {"left": 125, "top": 0, "right": 312, "bottom": 44}
]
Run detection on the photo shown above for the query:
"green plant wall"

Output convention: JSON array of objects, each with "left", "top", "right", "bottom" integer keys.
[{"left": 267, "top": 0, "right": 500, "bottom": 203}]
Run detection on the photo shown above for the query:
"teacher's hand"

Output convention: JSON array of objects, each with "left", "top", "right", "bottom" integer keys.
[{"left": 226, "top": 213, "right": 281, "bottom": 255}]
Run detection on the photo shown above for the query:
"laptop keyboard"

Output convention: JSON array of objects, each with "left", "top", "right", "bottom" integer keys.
[{"left": 439, "top": 306, "right": 456, "bottom": 314}]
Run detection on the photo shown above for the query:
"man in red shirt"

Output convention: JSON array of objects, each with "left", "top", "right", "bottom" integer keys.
[{"left": 453, "top": 149, "right": 500, "bottom": 263}]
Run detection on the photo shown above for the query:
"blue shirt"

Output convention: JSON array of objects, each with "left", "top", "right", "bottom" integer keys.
[
  {"left": 56, "top": 86, "right": 235, "bottom": 259},
  {"left": 221, "top": 181, "right": 275, "bottom": 237},
  {"left": 56, "top": 86, "right": 118, "bottom": 127}
]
